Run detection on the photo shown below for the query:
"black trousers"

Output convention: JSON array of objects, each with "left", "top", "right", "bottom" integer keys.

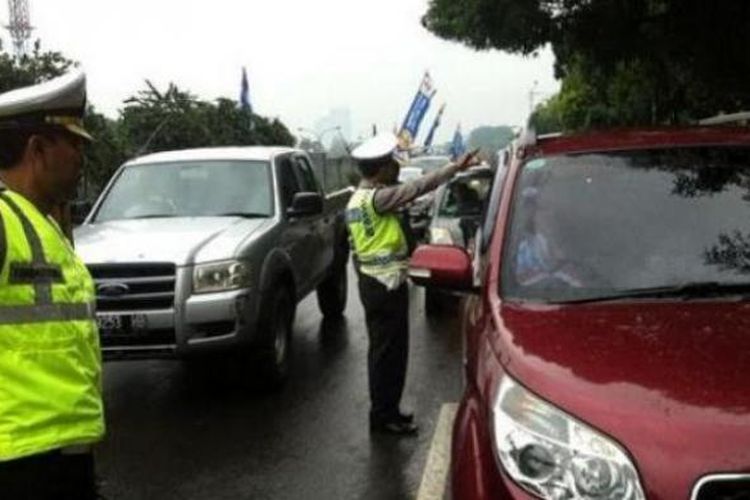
[
  {"left": 357, "top": 272, "right": 409, "bottom": 422},
  {"left": 0, "top": 450, "right": 97, "bottom": 500}
]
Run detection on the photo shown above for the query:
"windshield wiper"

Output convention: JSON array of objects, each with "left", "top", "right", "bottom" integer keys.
[
  {"left": 554, "top": 281, "right": 750, "bottom": 304},
  {"left": 129, "top": 214, "right": 179, "bottom": 220},
  {"left": 214, "top": 212, "right": 269, "bottom": 218}
]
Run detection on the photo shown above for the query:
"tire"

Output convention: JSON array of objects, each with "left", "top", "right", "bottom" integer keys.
[
  {"left": 425, "top": 288, "right": 442, "bottom": 316},
  {"left": 316, "top": 261, "right": 348, "bottom": 318},
  {"left": 257, "top": 286, "right": 294, "bottom": 388}
]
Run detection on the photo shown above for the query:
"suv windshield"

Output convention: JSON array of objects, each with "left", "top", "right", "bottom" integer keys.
[
  {"left": 94, "top": 160, "right": 273, "bottom": 222},
  {"left": 502, "top": 146, "right": 750, "bottom": 303}
]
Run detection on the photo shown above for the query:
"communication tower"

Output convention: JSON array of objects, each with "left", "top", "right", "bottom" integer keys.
[{"left": 6, "top": 0, "right": 32, "bottom": 57}]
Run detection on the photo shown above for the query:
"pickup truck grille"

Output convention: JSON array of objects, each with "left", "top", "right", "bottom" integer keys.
[
  {"left": 694, "top": 476, "right": 750, "bottom": 500},
  {"left": 88, "top": 263, "right": 176, "bottom": 312}
]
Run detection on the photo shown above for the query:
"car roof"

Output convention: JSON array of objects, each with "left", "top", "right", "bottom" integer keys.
[
  {"left": 400, "top": 166, "right": 423, "bottom": 173},
  {"left": 408, "top": 155, "right": 450, "bottom": 163},
  {"left": 454, "top": 165, "right": 493, "bottom": 179},
  {"left": 528, "top": 127, "right": 750, "bottom": 157},
  {"left": 125, "top": 146, "right": 298, "bottom": 166}
]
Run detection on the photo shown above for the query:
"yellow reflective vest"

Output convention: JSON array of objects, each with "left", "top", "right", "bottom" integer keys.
[
  {"left": 346, "top": 188, "right": 408, "bottom": 277},
  {"left": 0, "top": 189, "right": 104, "bottom": 461}
]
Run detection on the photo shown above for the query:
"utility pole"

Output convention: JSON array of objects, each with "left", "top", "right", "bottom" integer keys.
[
  {"left": 6, "top": 0, "right": 32, "bottom": 58},
  {"left": 528, "top": 80, "right": 539, "bottom": 116}
]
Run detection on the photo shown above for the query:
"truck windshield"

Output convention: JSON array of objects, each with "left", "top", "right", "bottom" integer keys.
[
  {"left": 501, "top": 146, "right": 750, "bottom": 303},
  {"left": 93, "top": 160, "right": 273, "bottom": 222}
]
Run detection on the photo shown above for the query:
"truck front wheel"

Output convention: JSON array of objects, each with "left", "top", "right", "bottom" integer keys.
[
  {"left": 257, "top": 286, "right": 294, "bottom": 388},
  {"left": 317, "top": 262, "right": 348, "bottom": 318}
]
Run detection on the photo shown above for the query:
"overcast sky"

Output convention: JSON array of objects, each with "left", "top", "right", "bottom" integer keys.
[{"left": 17, "top": 0, "right": 559, "bottom": 143}]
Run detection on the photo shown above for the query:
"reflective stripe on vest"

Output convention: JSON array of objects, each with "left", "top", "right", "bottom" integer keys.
[
  {"left": 346, "top": 188, "right": 408, "bottom": 276},
  {"left": 0, "top": 192, "right": 57, "bottom": 305},
  {"left": 0, "top": 302, "right": 95, "bottom": 324},
  {"left": 0, "top": 189, "right": 103, "bottom": 462}
]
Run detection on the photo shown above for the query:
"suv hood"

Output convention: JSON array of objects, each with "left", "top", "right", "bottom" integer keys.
[
  {"left": 74, "top": 217, "right": 270, "bottom": 265},
  {"left": 498, "top": 301, "right": 750, "bottom": 488}
]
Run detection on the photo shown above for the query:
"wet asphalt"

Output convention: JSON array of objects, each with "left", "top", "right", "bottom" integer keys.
[{"left": 96, "top": 263, "right": 464, "bottom": 500}]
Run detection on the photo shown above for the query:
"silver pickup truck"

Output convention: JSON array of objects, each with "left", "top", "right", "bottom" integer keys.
[{"left": 74, "top": 147, "right": 351, "bottom": 386}]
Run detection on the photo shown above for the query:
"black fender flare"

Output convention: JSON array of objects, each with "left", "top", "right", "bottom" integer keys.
[{"left": 258, "top": 249, "right": 296, "bottom": 299}]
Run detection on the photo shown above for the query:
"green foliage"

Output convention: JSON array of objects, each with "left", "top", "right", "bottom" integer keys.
[
  {"left": 82, "top": 107, "right": 130, "bottom": 197},
  {"left": 531, "top": 57, "right": 668, "bottom": 132},
  {"left": 424, "top": 0, "right": 750, "bottom": 128},
  {"left": 120, "top": 81, "right": 294, "bottom": 156},
  {"left": 467, "top": 125, "right": 515, "bottom": 157},
  {"left": 0, "top": 40, "right": 72, "bottom": 92}
]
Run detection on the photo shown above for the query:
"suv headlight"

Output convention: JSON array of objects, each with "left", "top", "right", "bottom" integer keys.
[
  {"left": 430, "top": 227, "right": 454, "bottom": 245},
  {"left": 492, "top": 376, "right": 645, "bottom": 499},
  {"left": 193, "top": 260, "right": 251, "bottom": 294}
]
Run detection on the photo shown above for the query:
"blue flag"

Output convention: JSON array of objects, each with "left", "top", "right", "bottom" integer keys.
[
  {"left": 398, "top": 72, "right": 436, "bottom": 149},
  {"left": 423, "top": 103, "right": 445, "bottom": 149},
  {"left": 450, "top": 125, "right": 466, "bottom": 160},
  {"left": 240, "top": 67, "right": 252, "bottom": 113}
]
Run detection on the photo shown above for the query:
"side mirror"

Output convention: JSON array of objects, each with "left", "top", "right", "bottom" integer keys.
[
  {"left": 288, "top": 192, "right": 323, "bottom": 217},
  {"left": 71, "top": 200, "right": 94, "bottom": 225},
  {"left": 408, "top": 244, "right": 476, "bottom": 292}
]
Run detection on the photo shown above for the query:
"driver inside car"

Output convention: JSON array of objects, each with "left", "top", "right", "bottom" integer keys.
[{"left": 514, "top": 187, "right": 583, "bottom": 288}]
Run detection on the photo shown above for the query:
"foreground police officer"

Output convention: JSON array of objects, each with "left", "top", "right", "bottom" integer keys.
[
  {"left": 0, "top": 71, "right": 105, "bottom": 499},
  {"left": 347, "top": 133, "right": 478, "bottom": 436}
]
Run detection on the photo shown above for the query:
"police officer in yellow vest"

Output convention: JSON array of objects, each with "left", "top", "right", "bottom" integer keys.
[
  {"left": 0, "top": 71, "right": 105, "bottom": 499},
  {"left": 348, "top": 133, "right": 478, "bottom": 436}
]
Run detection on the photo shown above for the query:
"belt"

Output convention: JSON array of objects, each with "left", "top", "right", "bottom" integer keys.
[
  {"left": 0, "top": 445, "right": 93, "bottom": 467},
  {"left": 355, "top": 254, "right": 408, "bottom": 266},
  {"left": 60, "top": 444, "right": 93, "bottom": 455}
]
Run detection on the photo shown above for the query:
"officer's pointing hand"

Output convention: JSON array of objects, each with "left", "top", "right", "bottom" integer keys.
[{"left": 456, "top": 149, "right": 481, "bottom": 171}]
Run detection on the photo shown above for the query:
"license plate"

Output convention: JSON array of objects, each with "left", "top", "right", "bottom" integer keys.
[{"left": 96, "top": 314, "right": 148, "bottom": 335}]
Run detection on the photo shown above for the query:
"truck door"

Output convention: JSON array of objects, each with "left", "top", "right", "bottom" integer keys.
[
  {"left": 292, "top": 155, "right": 331, "bottom": 284},
  {"left": 277, "top": 155, "right": 318, "bottom": 295}
]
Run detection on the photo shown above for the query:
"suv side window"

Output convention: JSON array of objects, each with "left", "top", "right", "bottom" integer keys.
[
  {"left": 278, "top": 155, "right": 301, "bottom": 209},
  {"left": 294, "top": 156, "right": 320, "bottom": 193}
]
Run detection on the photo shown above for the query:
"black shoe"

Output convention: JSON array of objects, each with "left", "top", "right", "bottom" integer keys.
[
  {"left": 397, "top": 411, "right": 414, "bottom": 424},
  {"left": 370, "top": 419, "right": 419, "bottom": 436}
]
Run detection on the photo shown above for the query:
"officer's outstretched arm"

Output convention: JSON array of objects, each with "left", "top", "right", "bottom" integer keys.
[{"left": 372, "top": 149, "right": 481, "bottom": 213}]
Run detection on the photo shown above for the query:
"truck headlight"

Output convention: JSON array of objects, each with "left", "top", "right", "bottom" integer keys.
[
  {"left": 429, "top": 227, "right": 454, "bottom": 245},
  {"left": 193, "top": 260, "right": 251, "bottom": 294},
  {"left": 492, "top": 376, "right": 645, "bottom": 500}
]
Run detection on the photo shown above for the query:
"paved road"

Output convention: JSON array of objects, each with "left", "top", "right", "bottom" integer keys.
[{"left": 97, "top": 264, "right": 465, "bottom": 500}]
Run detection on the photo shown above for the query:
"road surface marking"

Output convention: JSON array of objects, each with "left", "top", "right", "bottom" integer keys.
[{"left": 417, "top": 403, "right": 458, "bottom": 500}]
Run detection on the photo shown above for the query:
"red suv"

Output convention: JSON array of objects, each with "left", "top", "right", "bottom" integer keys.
[{"left": 410, "top": 127, "right": 750, "bottom": 499}]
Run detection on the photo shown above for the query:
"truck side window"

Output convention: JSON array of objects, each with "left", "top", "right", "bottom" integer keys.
[
  {"left": 278, "top": 156, "right": 301, "bottom": 209},
  {"left": 294, "top": 157, "right": 320, "bottom": 193}
]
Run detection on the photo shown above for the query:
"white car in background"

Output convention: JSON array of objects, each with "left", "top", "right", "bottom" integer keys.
[
  {"left": 398, "top": 165, "right": 432, "bottom": 243},
  {"left": 423, "top": 165, "right": 494, "bottom": 313}
]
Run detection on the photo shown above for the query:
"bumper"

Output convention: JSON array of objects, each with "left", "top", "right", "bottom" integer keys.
[{"left": 99, "top": 287, "right": 261, "bottom": 360}]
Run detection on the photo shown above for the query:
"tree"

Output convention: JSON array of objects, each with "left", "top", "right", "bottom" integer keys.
[
  {"left": 424, "top": 0, "right": 750, "bottom": 127},
  {"left": 82, "top": 107, "right": 130, "bottom": 197},
  {"left": 0, "top": 40, "right": 72, "bottom": 92},
  {"left": 467, "top": 126, "right": 515, "bottom": 158},
  {"left": 120, "top": 81, "right": 295, "bottom": 156}
]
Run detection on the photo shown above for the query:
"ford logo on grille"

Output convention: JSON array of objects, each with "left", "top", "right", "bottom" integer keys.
[{"left": 97, "top": 282, "right": 130, "bottom": 297}]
